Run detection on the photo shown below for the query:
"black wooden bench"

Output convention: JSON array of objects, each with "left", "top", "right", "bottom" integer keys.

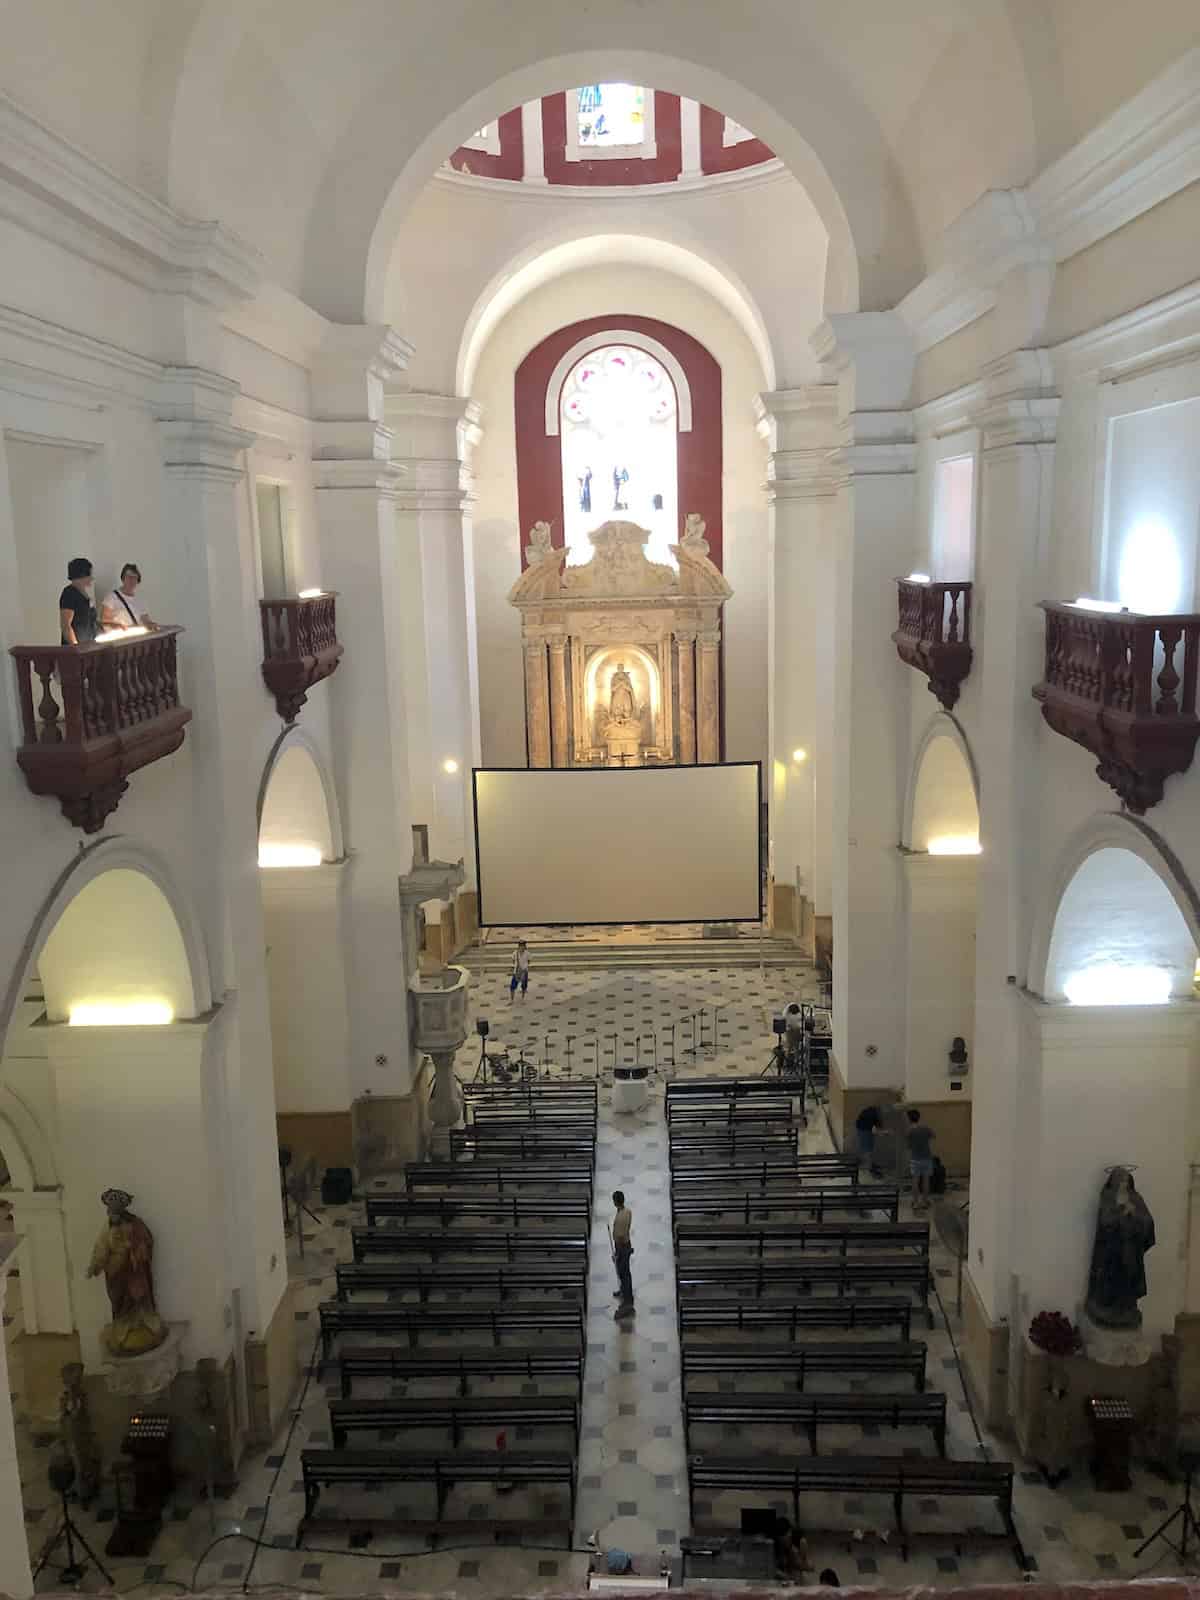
[
  {"left": 329, "top": 1393, "right": 580, "bottom": 1451},
  {"left": 336, "top": 1344, "right": 584, "bottom": 1399},
  {"left": 683, "top": 1390, "right": 947, "bottom": 1455},
  {"left": 671, "top": 1187, "right": 900, "bottom": 1224},
  {"left": 670, "top": 1156, "right": 859, "bottom": 1189},
  {"left": 686, "top": 1455, "right": 1024, "bottom": 1567},
  {"left": 334, "top": 1260, "right": 587, "bottom": 1309},
  {"left": 297, "top": 1449, "right": 576, "bottom": 1546},
  {"left": 679, "top": 1296, "right": 913, "bottom": 1342},
  {"left": 405, "top": 1164, "right": 594, "bottom": 1200},
  {"left": 680, "top": 1338, "right": 927, "bottom": 1392},
  {"left": 352, "top": 1227, "right": 589, "bottom": 1264},
  {"left": 665, "top": 1106, "right": 797, "bottom": 1131},
  {"left": 665, "top": 1078, "right": 799, "bottom": 1113},
  {"left": 318, "top": 1299, "right": 585, "bottom": 1361},
  {"left": 672, "top": 1220, "right": 929, "bottom": 1257},
  {"left": 674, "top": 1258, "right": 933, "bottom": 1326},
  {"left": 668, "top": 1130, "right": 800, "bottom": 1165},
  {"left": 463, "top": 1080, "right": 597, "bottom": 1105},
  {"left": 449, "top": 1131, "right": 596, "bottom": 1167},
  {"left": 363, "top": 1191, "right": 592, "bottom": 1230},
  {"left": 470, "top": 1105, "right": 597, "bottom": 1130}
]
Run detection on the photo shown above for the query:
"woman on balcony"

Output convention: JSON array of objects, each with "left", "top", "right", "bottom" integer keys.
[
  {"left": 59, "top": 556, "right": 98, "bottom": 645},
  {"left": 101, "top": 563, "right": 156, "bottom": 632}
]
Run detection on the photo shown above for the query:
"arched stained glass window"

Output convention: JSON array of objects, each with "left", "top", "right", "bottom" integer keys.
[{"left": 559, "top": 344, "right": 679, "bottom": 568}]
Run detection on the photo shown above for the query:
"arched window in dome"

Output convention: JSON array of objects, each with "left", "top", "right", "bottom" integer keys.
[
  {"left": 576, "top": 84, "right": 646, "bottom": 149},
  {"left": 559, "top": 345, "right": 679, "bottom": 568}
]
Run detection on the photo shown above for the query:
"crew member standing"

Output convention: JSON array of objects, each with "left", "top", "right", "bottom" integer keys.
[
  {"left": 612, "top": 1189, "right": 634, "bottom": 1318},
  {"left": 509, "top": 940, "right": 530, "bottom": 1002}
]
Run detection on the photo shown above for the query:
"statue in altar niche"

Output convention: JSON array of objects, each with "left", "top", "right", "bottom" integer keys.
[
  {"left": 1085, "top": 1167, "right": 1156, "bottom": 1330},
  {"left": 606, "top": 662, "right": 638, "bottom": 727},
  {"left": 87, "top": 1188, "right": 167, "bottom": 1356}
]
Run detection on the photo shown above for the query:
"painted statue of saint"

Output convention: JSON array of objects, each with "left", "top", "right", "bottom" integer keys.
[
  {"left": 86, "top": 1188, "right": 167, "bottom": 1356},
  {"left": 608, "top": 663, "right": 637, "bottom": 725},
  {"left": 1085, "top": 1167, "right": 1156, "bottom": 1330}
]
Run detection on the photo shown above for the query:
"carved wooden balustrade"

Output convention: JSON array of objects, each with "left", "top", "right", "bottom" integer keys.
[
  {"left": 892, "top": 579, "right": 973, "bottom": 710},
  {"left": 259, "top": 593, "right": 343, "bottom": 723},
  {"left": 1032, "top": 603, "right": 1200, "bottom": 812},
  {"left": 10, "top": 627, "right": 191, "bottom": 832}
]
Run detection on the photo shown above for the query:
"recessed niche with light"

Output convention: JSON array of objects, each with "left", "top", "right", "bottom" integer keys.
[
  {"left": 927, "top": 835, "right": 981, "bottom": 856},
  {"left": 69, "top": 1001, "right": 174, "bottom": 1027},
  {"left": 258, "top": 843, "right": 323, "bottom": 868}
]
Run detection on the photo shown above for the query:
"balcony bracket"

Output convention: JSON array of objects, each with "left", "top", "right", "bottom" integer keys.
[{"left": 892, "top": 580, "right": 973, "bottom": 712}]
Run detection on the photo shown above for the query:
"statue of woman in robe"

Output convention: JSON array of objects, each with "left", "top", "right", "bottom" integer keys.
[
  {"left": 1085, "top": 1167, "right": 1156, "bottom": 1329},
  {"left": 608, "top": 663, "right": 637, "bottom": 724},
  {"left": 86, "top": 1188, "right": 167, "bottom": 1356}
]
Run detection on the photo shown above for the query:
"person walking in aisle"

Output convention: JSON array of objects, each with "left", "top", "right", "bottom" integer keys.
[
  {"left": 611, "top": 1189, "right": 634, "bottom": 1318},
  {"left": 854, "top": 1103, "right": 884, "bottom": 1176},
  {"left": 508, "top": 940, "right": 530, "bottom": 1002},
  {"left": 905, "top": 1107, "right": 936, "bottom": 1211}
]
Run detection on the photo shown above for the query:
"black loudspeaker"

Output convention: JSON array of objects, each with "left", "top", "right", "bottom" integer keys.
[
  {"left": 771, "top": 1015, "right": 787, "bottom": 1037},
  {"left": 321, "top": 1167, "right": 354, "bottom": 1205},
  {"left": 476, "top": 1017, "right": 490, "bottom": 1039}
]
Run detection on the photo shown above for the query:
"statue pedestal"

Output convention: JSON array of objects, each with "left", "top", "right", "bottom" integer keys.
[
  {"left": 101, "top": 1322, "right": 187, "bottom": 1402},
  {"left": 1081, "top": 1311, "right": 1152, "bottom": 1368}
]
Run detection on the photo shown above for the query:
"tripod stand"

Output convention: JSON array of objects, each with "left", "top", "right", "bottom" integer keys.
[
  {"left": 1133, "top": 1453, "right": 1200, "bottom": 1560},
  {"left": 34, "top": 1484, "right": 114, "bottom": 1586}
]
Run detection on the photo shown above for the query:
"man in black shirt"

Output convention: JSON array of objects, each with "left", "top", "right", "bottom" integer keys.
[
  {"left": 854, "top": 1103, "right": 884, "bottom": 1177},
  {"left": 59, "top": 557, "right": 98, "bottom": 646}
]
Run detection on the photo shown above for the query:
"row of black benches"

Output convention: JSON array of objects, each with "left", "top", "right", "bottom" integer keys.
[{"left": 301, "top": 1079, "right": 593, "bottom": 1547}]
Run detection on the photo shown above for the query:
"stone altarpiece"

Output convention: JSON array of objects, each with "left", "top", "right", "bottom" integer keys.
[{"left": 509, "top": 517, "right": 732, "bottom": 767}]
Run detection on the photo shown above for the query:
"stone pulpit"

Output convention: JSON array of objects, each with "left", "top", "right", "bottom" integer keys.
[{"left": 508, "top": 516, "right": 732, "bottom": 768}]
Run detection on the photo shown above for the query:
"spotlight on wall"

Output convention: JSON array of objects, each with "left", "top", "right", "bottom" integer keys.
[
  {"left": 792, "top": 748, "right": 808, "bottom": 764},
  {"left": 68, "top": 1001, "right": 174, "bottom": 1026},
  {"left": 258, "top": 843, "right": 323, "bottom": 868},
  {"left": 1063, "top": 964, "right": 1171, "bottom": 1006},
  {"left": 907, "top": 572, "right": 931, "bottom": 584},
  {"left": 442, "top": 758, "right": 460, "bottom": 775},
  {"left": 927, "top": 835, "right": 982, "bottom": 855},
  {"left": 297, "top": 587, "right": 324, "bottom": 599}
]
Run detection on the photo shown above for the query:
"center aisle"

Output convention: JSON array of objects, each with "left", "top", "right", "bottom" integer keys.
[{"left": 576, "top": 1081, "right": 686, "bottom": 1554}]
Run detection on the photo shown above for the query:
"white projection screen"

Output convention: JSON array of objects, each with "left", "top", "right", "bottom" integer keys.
[{"left": 474, "top": 764, "right": 762, "bottom": 926}]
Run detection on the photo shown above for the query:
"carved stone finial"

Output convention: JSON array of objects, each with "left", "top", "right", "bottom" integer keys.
[
  {"left": 524, "top": 521, "right": 554, "bottom": 564},
  {"left": 682, "top": 512, "right": 709, "bottom": 555}
]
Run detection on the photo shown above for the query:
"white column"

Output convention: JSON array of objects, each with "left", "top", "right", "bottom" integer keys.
[
  {"left": 524, "top": 639, "right": 552, "bottom": 768},
  {"left": 696, "top": 630, "right": 721, "bottom": 763},
  {"left": 675, "top": 629, "right": 697, "bottom": 764},
  {"left": 965, "top": 351, "right": 1059, "bottom": 1328},
  {"left": 389, "top": 393, "right": 483, "bottom": 868},
  {"left": 4, "top": 1188, "right": 71, "bottom": 1334},
  {"left": 157, "top": 379, "right": 287, "bottom": 1353},
  {"left": 811, "top": 314, "right": 916, "bottom": 1089},
  {"left": 521, "top": 100, "right": 547, "bottom": 184},
  {"left": 757, "top": 388, "right": 838, "bottom": 932},
  {"left": 0, "top": 1241, "right": 33, "bottom": 1600},
  {"left": 260, "top": 863, "right": 352, "bottom": 1116},
  {"left": 313, "top": 327, "right": 418, "bottom": 1100},
  {"left": 901, "top": 853, "right": 977, "bottom": 1101},
  {"left": 548, "top": 637, "right": 570, "bottom": 767},
  {"left": 680, "top": 98, "right": 702, "bottom": 179}
]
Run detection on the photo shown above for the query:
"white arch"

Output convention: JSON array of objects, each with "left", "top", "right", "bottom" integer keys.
[
  {"left": 0, "top": 839, "right": 214, "bottom": 1049},
  {"left": 544, "top": 330, "right": 693, "bottom": 437},
  {"left": 457, "top": 232, "right": 775, "bottom": 394},
  {"left": 1028, "top": 813, "right": 1200, "bottom": 1002},
  {"left": 257, "top": 726, "right": 345, "bottom": 861},
  {"left": 902, "top": 712, "right": 980, "bottom": 850}
]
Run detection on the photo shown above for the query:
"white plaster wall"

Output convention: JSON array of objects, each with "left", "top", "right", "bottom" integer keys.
[
  {"left": 262, "top": 868, "right": 352, "bottom": 1114},
  {"left": 469, "top": 262, "right": 770, "bottom": 769},
  {"left": 903, "top": 856, "right": 976, "bottom": 1101}
]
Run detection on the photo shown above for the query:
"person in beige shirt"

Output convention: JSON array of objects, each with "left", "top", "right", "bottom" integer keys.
[{"left": 611, "top": 1190, "right": 634, "bottom": 1316}]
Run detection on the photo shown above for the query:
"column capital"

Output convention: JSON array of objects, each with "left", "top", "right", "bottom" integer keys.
[
  {"left": 811, "top": 311, "right": 915, "bottom": 412},
  {"left": 313, "top": 324, "right": 414, "bottom": 423},
  {"left": 313, "top": 457, "right": 406, "bottom": 497},
  {"left": 697, "top": 629, "right": 722, "bottom": 649},
  {"left": 673, "top": 626, "right": 698, "bottom": 644},
  {"left": 546, "top": 636, "right": 568, "bottom": 655},
  {"left": 755, "top": 387, "right": 839, "bottom": 500},
  {"left": 973, "top": 348, "right": 1060, "bottom": 450},
  {"left": 156, "top": 368, "right": 256, "bottom": 481}
]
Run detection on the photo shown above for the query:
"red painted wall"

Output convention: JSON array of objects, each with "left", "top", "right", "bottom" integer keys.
[
  {"left": 699, "top": 104, "right": 775, "bottom": 174},
  {"left": 515, "top": 315, "right": 723, "bottom": 570},
  {"left": 448, "top": 107, "right": 524, "bottom": 181},
  {"left": 542, "top": 91, "right": 682, "bottom": 186}
]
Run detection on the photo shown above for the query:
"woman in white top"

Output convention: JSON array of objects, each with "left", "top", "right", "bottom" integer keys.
[{"left": 100, "top": 563, "right": 155, "bottom": 631}]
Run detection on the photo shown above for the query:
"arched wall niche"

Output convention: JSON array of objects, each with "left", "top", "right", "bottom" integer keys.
[
  {"left": 257, "top": 728, "right": 343, "bottom": 861},
  {"left": 904, "top": 715, "right": 980, "bottom": 851},
  {"left": 1030, "top": 815, "right": 1200, "bottom": 1003},
  {"left": 0, "top": 840, "right": 213, "bottom": 1042}
]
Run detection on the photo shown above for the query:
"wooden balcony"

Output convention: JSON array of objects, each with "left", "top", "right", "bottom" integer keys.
[
  {"left": 10, "top": 627, "right": 191, "bottom": 833},
  {"left": 1032, "top": 603, "right": 1200, "bottom": 813},
  {"left": 259, "top": 593, "right": 343, "bottom": 723},
  {"left": 892, "top": 579, "right": 973, "bottom": 710}
]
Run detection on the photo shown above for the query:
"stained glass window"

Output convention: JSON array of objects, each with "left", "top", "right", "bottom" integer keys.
[
  {"left": 576, "top": 84, "right": 646, "bottom": 149},
  {"left": 560, "top": 344, "right": 678, "bottom": 568}
]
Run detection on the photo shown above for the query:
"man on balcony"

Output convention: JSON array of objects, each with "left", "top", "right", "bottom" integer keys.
[
  {"left": 59, "top": 557, "right": 98, "bottom": 646},
  {"left": 101, "top": 563, "right": 156, "bottom": 632}
]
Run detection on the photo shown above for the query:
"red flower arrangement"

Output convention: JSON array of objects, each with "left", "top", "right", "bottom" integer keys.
[{"left": 1029, "top": 1310, "right": 1082, "bottom": 1357}]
